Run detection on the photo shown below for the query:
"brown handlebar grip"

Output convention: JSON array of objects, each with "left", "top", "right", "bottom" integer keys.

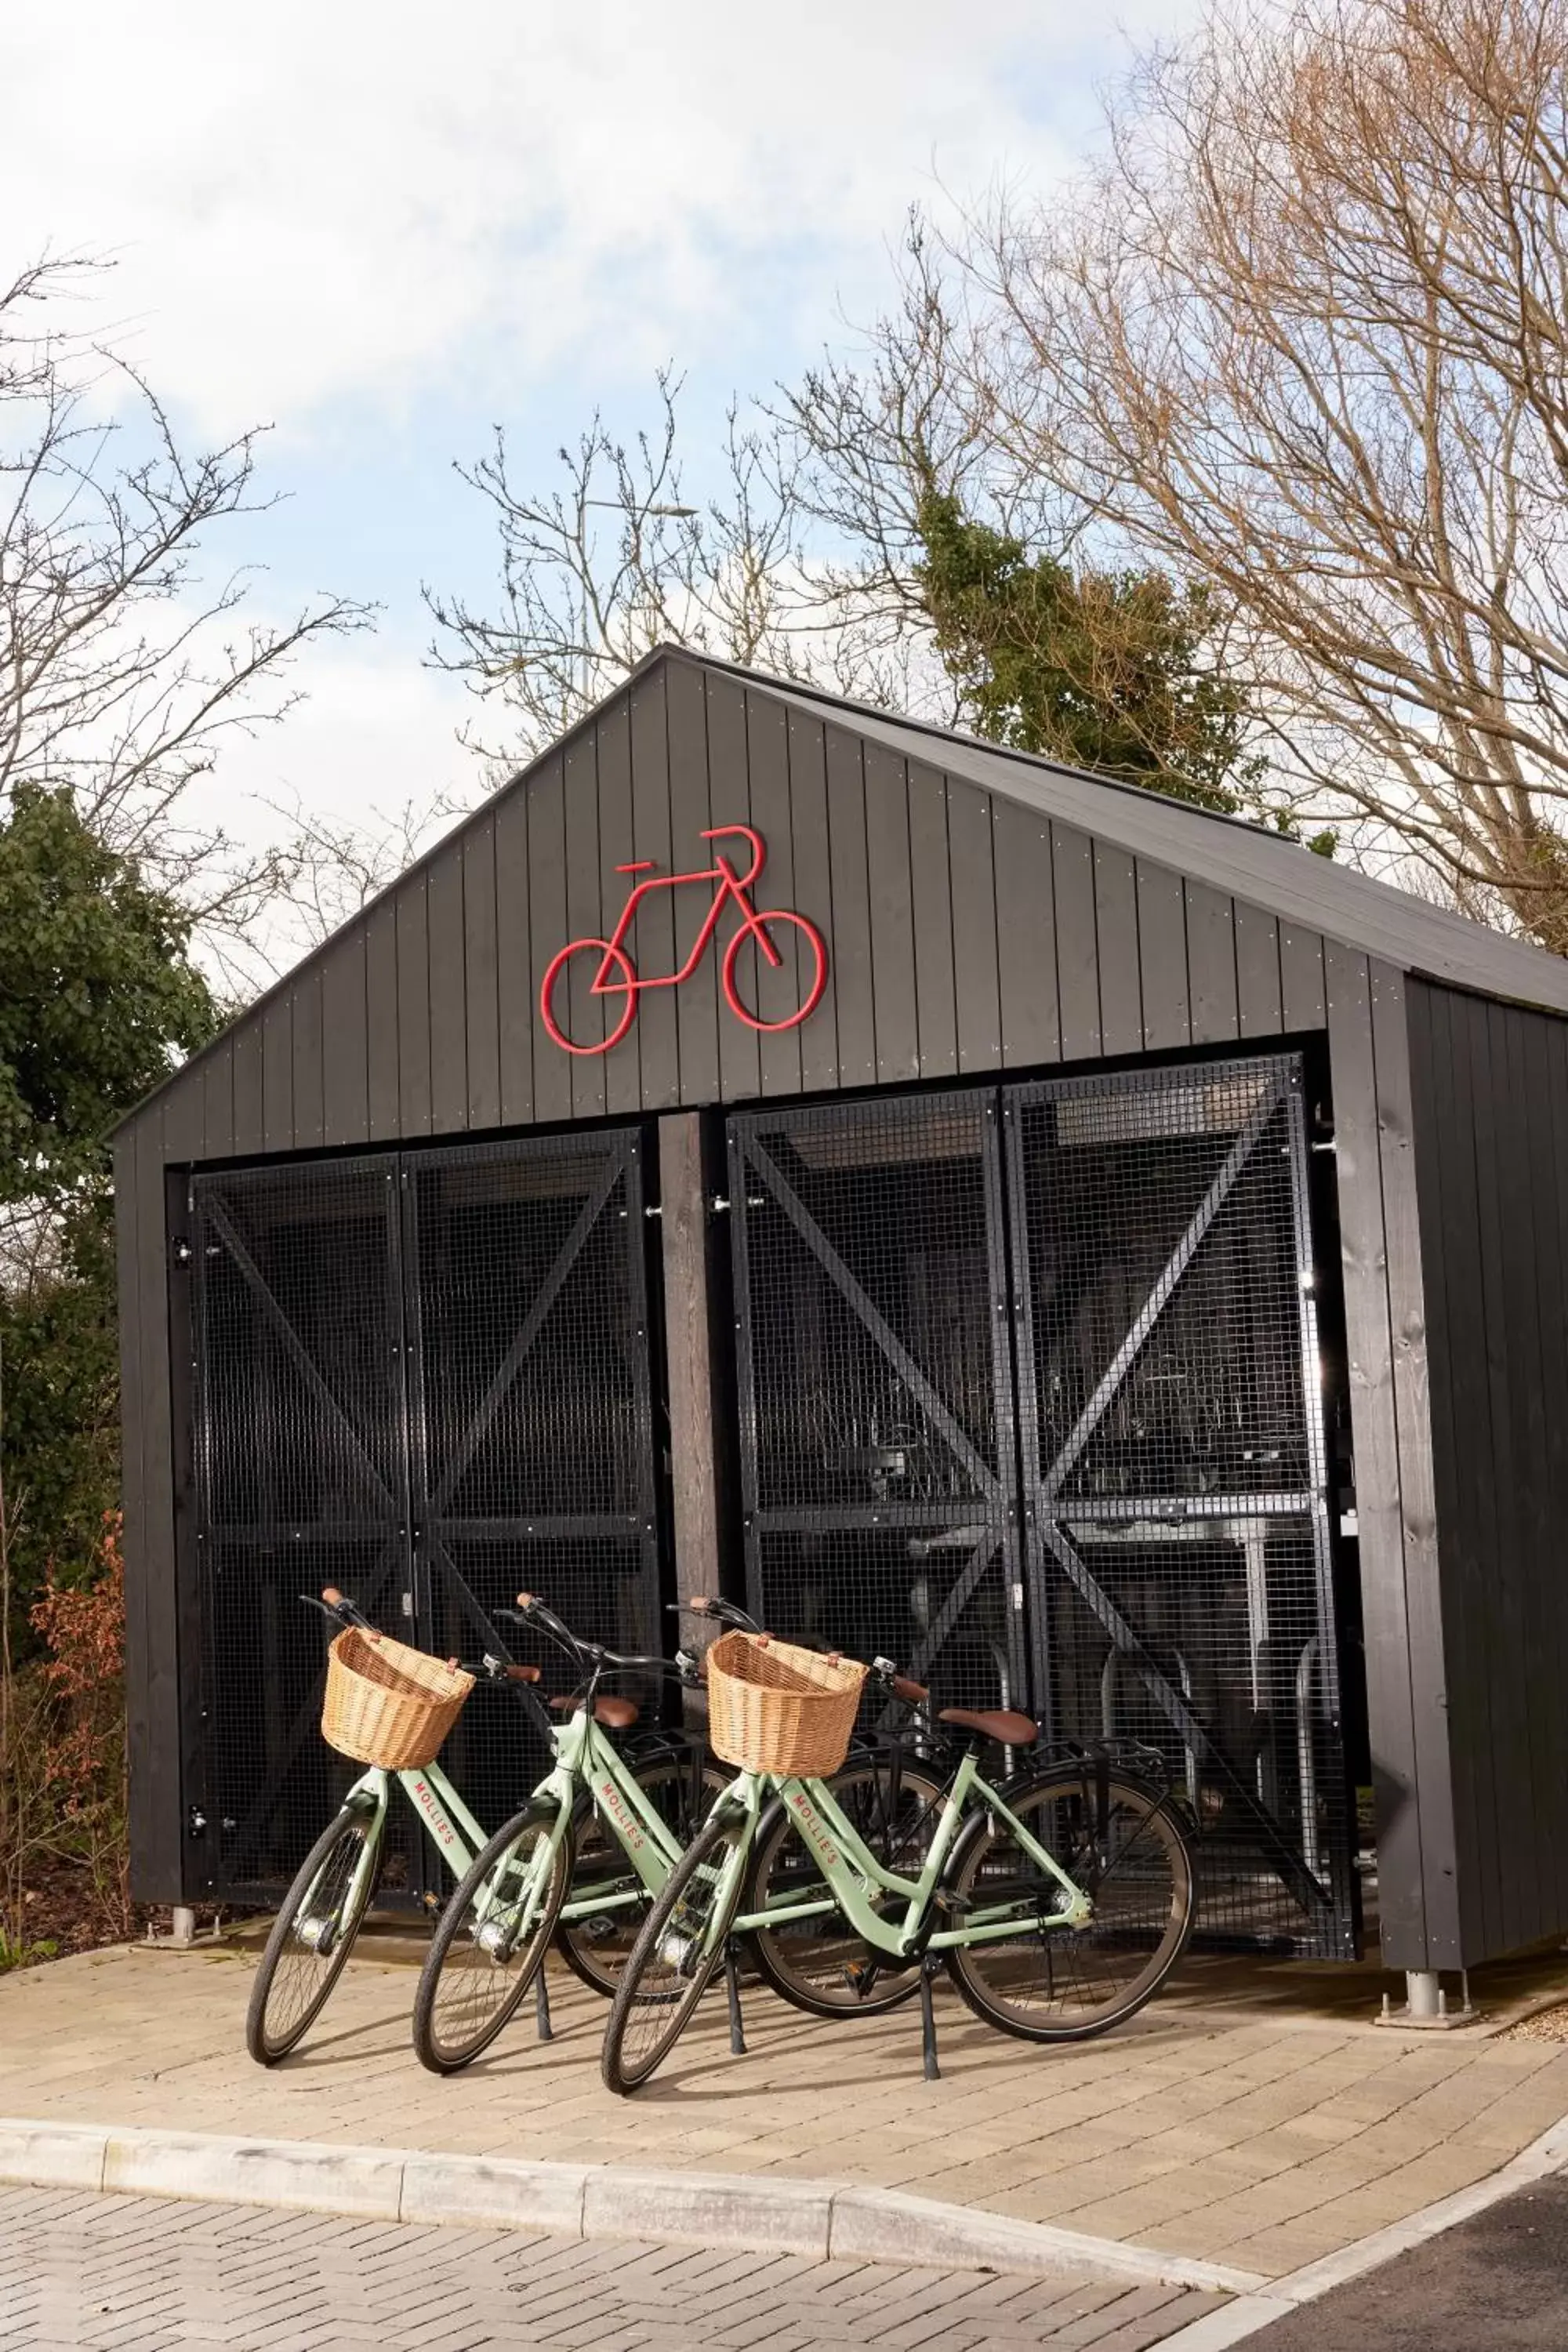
[
  {"left": 686, "top": 1594, "right": 713, "bottom": 1614},
  {"left": 892, "top": 1675, "right": 929, "bottom": 1704},
  {"left": 321, "top": 1586, "right": 345, "bottom": 1608},
  {"left": 504, "top": 1663, "right": 542, "bottom": 1683},
  {"left": 514, "top": 1592, "right": 537, "bottom": 1608}
]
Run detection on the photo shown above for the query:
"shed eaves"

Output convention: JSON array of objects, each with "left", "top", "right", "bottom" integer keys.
[{"left": 710, "top": 655, "right": 1568, "bottom": 1018}]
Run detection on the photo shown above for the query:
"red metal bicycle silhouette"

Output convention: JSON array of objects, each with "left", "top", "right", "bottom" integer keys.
[{"left": 539, "top": 825, "right": 828, "bottom": 1057}]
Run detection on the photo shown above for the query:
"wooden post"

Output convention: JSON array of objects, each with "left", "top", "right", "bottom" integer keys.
[{"left": 659, "top": 1112, "right": 722, "bottom": 1615}]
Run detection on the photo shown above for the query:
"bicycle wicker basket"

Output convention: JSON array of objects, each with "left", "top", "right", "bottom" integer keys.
[
  {"left": 321, "top": 1626, "right": 474, "bottom": 1769},
  {"left": 704, "top": 1631, "right": 867, "bottom": 1777}
]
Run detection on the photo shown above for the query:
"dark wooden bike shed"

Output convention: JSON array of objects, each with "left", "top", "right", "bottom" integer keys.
[{"left": 115, "top": 646, "right": 1568, "bottom": 2009}]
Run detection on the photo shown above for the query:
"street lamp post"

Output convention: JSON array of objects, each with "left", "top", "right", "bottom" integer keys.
[{"left": 575, "top": 501, "right": 700, "bottom": 692}]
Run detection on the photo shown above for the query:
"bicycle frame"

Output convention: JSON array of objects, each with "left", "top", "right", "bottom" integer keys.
[
  {"left": 456, "top": 1708, "right": 699, "bottom": 1938},
  {"left": 714, "top": 1751, "right": 1092, "bottom": 1962},
  {"left": 295, "top": 1706, "right": 695, "bottom": 1948},
  {"left": 294, "top": 1758, "right": 492, "bottom": 1939},
  {"left": 539, "top": 826, "right": 828, "bottom": 1055},
  {"left": 594, "top": 826, "right": 775, "bottom": 1000}
]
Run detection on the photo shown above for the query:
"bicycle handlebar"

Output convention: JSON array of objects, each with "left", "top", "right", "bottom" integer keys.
[
  {"left": 508, "top": 1594, "right": 687, "bottom": 1681},
  {"left": 307, "top": 1590, "right": 542, "bottom": 1693},
  {"left": 872, "top": 1656, "right": 930, "bottom": 1705},
  {"left": 673, "top": 1594, "right": 761, "bottom": 1632},
  {"left": 672, "top": 1598, "right": 929, "bottom": 1706},
  {"left": 509, "top": 1592, "right": 586, "bottom": 1661},
  {"left": 306, "top": 1586, "right": 373, "bottom": 1632}
]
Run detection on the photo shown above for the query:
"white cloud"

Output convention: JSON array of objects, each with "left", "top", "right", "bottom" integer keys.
[
  {"left": 187, "top": 633, "right": 476, "bottom": 842},
  {"left": 3, "top": 0, "right": 1189, "bottom": 436}
]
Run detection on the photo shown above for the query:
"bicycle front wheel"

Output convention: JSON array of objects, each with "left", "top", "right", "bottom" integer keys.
[
  {"left": 946, "top": 1769, "right": 1194, "bottom": 2042},
  {"left": 557, "top": 1753, "right": 728, "bottom": 1998},
  {"left": 601, "top": 1810, "right": 746, "bottom": 2096},
  {"left": 747, "top": 1760, "right": 946, "bottom": 2017},
  {"left": 245, "top": 1806, "right": 382, "bottom": 2065},
  {"left": 412, "top": 1806, "right": 570, "bottom": 2074}
]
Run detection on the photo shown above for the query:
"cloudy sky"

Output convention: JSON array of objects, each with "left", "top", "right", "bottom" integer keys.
[{"left": 5, "top": 0, "right": 1195, "bottom": 873}]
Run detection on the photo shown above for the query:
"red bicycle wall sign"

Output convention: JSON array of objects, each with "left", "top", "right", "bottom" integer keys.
[{"left": 539, "top": 826, "right": 828, "bottom": 1057}]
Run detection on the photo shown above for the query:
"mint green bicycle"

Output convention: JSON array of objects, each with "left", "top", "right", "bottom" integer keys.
[
  {"left": 245, "top": 1588, "right": 550, "bottom": 2065},
  {"left": 247, "top": 1588, "right": 716, "bottom": 2067},
  {"left": 601, "top": 1642, "right": 1196, "bottom": 2095},
  {"left": 412, "top": 1592, "right": 725, "bottom": 2071},
  {"left": 415, "top": 1595, "right": 950, "bottom": 2072}
]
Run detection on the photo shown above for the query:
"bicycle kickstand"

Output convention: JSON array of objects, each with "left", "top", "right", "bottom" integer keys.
[
  {"left": 534, "top": 1964, "right": 554, "bottom": 2043},
  {"left": 919, "top": 1955, "right": 942, "bottom": 2083},
  {"left": 724, "top": 1940, "right": 747, "bottom": 2056}
]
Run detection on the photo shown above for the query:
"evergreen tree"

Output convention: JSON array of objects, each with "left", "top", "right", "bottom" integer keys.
[{"left": 0, "top": 787, "right": 218, "bottom": 1608}]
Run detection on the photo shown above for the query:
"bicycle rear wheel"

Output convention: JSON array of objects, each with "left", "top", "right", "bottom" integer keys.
[
  {"left": 945, "top": 1768, "right": 1194, "bottom": 2042},
  {"left": 412, "top": 1806, "right": 570, "bottom": 2074},
  {"left": 245, "top": 1806, "right": 382, "bottom": 2065},
  {"left": 746, "top": 1759, "right": 946, "bottom": 2017},
  {"left": 601, "top": 1811, "right": 746, "bottom": 2096},
  {"left": 557, "top": 1753, "right": 728, "bottom": 1997}
]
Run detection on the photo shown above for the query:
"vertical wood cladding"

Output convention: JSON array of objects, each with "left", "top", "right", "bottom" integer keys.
[
  {"left": 1406, "top": 981, "right": 1568, "bottom": 1966},
  {"left": 118, "top": 651, "right": 1408, "bottom": 1908}
]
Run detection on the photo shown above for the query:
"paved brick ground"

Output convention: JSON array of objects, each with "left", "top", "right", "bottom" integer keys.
[
  {"left": 0, "top": 2183, "right": 1217, "bottom": 2350},
  {"left": 5, "top": 1942, "right": 1568, "bottom": 2279}
]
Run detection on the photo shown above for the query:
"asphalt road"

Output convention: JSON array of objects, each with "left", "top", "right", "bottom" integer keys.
[{"left": 1250, "top": 2176, "right": 1568, "bottom": 2350}]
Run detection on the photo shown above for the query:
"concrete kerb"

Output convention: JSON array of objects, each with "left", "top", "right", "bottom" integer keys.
[{"left": 0, "top": 2118, "right": 1258, "bottom": 2293}]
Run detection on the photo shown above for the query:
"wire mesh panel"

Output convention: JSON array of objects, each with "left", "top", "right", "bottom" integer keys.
[
  {"left": 189, "top": 1157, "right": 414, "bottom": 1901},
  {"left": 188, "top": 1130, "right": 659, "bottom": 1906},
  {"left": 401, "top": 1134, "right": 660, "bottom": 1839},
  {"left": 1006, "top": 1054, "right": 1355, "bottom": 1956},
  {"left": 728, "top": 1092, "right": 1024, "bottom": 1716}
]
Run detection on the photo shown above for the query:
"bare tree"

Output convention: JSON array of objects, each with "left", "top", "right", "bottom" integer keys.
[
  {"left": 426, "top": 372, "right": 828, "bottom": 765},
  {"left": 782, "top": 218, "right": 1261, "bottom": 786},
  {"left": 431, "top": 273, "right": 1261, "bottom": 798},
  {"left": 1, "top": 256, "right": 370, "bottom": 936},
  {"left": 784, "top": 217, "right": 1050, "bottom": 642},
  {"left": 970, "top": 0, "right": 1568, "bottom": 945},
  {"left": 260, "top": 788, "right": 474, "bottom": 960}
]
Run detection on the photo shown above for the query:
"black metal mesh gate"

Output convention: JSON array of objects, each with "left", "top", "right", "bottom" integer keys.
[
  {"left": 728, "top": 1054, "right": 1355, "bottom": 1958},
  {"left": 1007, "top": 1057, "right": 1353, "bottom": 1957},
  {"left": 728, "top": 1092, "right": 1025, "bottom": 1718},
  {"left": 187, "top": 1129, "right": 656, "bottom": 1904}
]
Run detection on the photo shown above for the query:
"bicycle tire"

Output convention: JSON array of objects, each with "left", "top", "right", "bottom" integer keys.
[
  {"left": 722, "top": 909, "right": 828, "bottom": 1033},
  {"left": 944, "top": 1767, "right": 1194, "bottom": 2043},
  {"left": 557, "top": 1755, "right": 729, "bottom": 1998},
  {"left": 412, "top": 1804, "right": 571, "bottom": 2074},
  {"left": 245, "top": 1806, "right": 383, "bottom": 2065},
  {"left": 601, "top": 1809, "right": 747, "bottom": 2096},
  {"left": 539, "top": 937, "right": 637, "bottom": 1056},
  {"left": 746, "top": 1760, "right": 946, "bottom": 2018}
]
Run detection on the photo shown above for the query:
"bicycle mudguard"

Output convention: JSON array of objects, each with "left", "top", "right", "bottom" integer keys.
[
  {"left": 966, "top": 1753, "right": 1194, "bottom": 1878},
  {"left": 996, "top": 1738, "right": 1171, "bottom": 1808},
  {"left": 511, "top": 1791, "right": 571, "bottom": 1840}
]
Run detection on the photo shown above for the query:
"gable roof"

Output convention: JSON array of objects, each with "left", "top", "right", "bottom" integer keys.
[
  {"left": 699, "top": 651, "right": 1568, "bottom": 1016},
  {"left": 115, "top": 642, "right": 1568, "bottom": 1139}
]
